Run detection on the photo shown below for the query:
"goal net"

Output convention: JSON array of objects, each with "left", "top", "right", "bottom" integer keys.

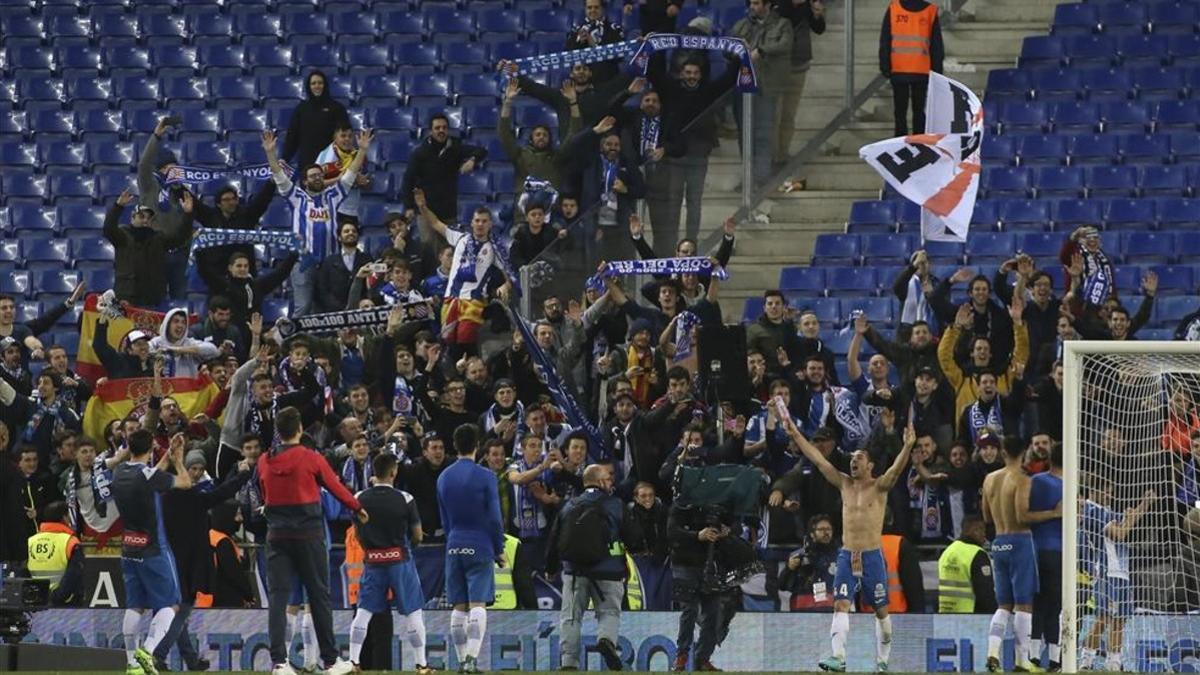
[{"left": 1063, "top": 342, "right": 1200, "bottom": 673}]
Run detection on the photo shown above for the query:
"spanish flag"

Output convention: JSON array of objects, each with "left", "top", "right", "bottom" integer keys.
[
  {"left": 77, "top": 294, "right": 197, "bottom": 383},
  {"left": 82, "top": 375, "right": 220, "bottom": 441}
]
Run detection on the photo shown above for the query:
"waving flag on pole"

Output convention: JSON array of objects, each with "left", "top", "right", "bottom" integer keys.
[{"left": 859, "top": 72, "right": 984, "bottom": 243}]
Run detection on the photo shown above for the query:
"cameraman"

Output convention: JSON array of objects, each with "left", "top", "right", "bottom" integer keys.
[
  {"left": 547, "top": 464, "right": 637, "bottom": 672},
  {"left": 667, "top": 498, "right": 734, "bottom": 672}
]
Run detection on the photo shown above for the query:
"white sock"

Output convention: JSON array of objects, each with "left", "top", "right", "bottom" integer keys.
[
  {"left": 1106, "top": 650, "right": 1122, "bottom": 671},
  {"left": 830, "top": 611, "right": 850, "bottom": 660},
  {"left": 301, "top": 610, "right": 318, "bottom": 666},
  {"left": 405, "top": 610, "right": 428, "bottom": 667},
  {"left": 348, "top": 608, "right": 372, "bottom": 665},
  {"left": 1014, "top": 611, "right": 1033, "bottom": 664},
  {"left": 466, "top": 606, "right": 487, "bottom": 659},
  {"left": 450, "top": 609, "right": 469, "bottom": 661},
  {"left": 122, "top": 609, "right": 142, "bottom": 665},
  {"left": 143, "top": 607, "right": 176, "bottom": 654},
  {"left": 875, "top": 615, "right": 893, "bottom": 664},
  {"left": 1030, "top": 638, "right": 1043, "bottom": 662},
  {"left": 987, "top": 608, "right": 1012, "bottom": 659},
  {"left": 285, "top": 611, "right": 298, "bottom": 648},
  {"left": 1048, "top": 643, "right": 1061, "bottom": 664},
  {"left": 1080, "top": 647, "right": 1096, "bottom": 668}
]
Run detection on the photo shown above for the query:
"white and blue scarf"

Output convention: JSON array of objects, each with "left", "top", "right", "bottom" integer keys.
[
  {"left": 341, "top": 455, "right": 373, "bottom": 494},
  {"left": 66, "top": 454, "right": 115, "bottom": 529},
  {"left": 967, "top": 397, "right": 1003, "bottom": 443},
  {"left": 518, "top": 176, "right": 559, "bottom": 213},
  {"left": 640, "top": 115, "right": 661, "bottom": 159},
  {"left": 190, "top": 228, "right": 303, "bottom": 261},
  {"left": 392, "top": 374, "right": 414, "bottom": 418},
  {"left": 508, "top": 41, "right": 638, "bottom": 76},
  {"left": 673, "top": 311, "right": 700, "bottom": 362},
  {"left": 627, "top": 33, "right": 760, "bottom": 92},
  {"left": 587, "top": 257, "right": 730, "bottom": 291},
  {"left": 511, "top": 455, "right": 548, "bottom": 538},
  {"left": 483, "top": 401, "right": 525, "bottom": 435},
  {"left": 23, "top": 396, "right": 64, "bottom": 442},
  {"left": 901, "top": 274, "right": 929, "bottom": 324},
  {"left": 157, "top": 162, "right": 288, "bottom": 208}
]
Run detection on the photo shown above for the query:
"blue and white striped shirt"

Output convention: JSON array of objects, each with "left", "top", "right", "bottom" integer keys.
[{"left": 273, "top": 170, "right": 357, "bottom": 262}]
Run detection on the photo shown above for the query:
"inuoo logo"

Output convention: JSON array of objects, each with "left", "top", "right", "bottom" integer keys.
[{"left": 448, "top": 547, "right": 476, "bottom": 556}]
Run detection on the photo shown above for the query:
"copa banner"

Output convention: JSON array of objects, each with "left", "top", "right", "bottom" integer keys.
[
  {"left": 27, "top": 610, "right": 1200, "bottom": 672},
  {"left": 75, "top": 294, "right": 199, "bottom": 383},
  {"left": 859, "top": 72, "right": 984, "bottom": 243},
  {"left": 81, "top": 374, "right": 219, "bottom": 440}
]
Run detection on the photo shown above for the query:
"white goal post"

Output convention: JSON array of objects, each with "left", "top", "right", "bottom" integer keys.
[{"left": 1062, "top": 340, "right": 1200, "bottom": 674}]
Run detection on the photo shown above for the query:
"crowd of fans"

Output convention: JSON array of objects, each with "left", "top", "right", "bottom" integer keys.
[{"left": 3, "top": 0, "right": 1200, "bottom": 632}]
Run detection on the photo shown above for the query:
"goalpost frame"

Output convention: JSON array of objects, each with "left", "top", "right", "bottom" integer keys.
[{"left": 1061, "top": 340, "right": 1200, "bottom": 673}]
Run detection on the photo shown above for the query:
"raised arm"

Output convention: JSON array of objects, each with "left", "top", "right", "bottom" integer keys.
[
  {"left": 337, "top": 129, "right": 374, "bottom": 190},
  {"left": 876, "top": 423, "right": 916, "bottom": 492},
  {"left": 775, "top": 397, "right": 846, "bottom": 488},
  {"left": 1105, "top": 489, "right": 1156, "bottom": 542},
  {"left": 847, "top": 314, "right": 866, "bottom": 382},
  {"left": 261, "top": 130, "right": 293, "bottom": 194},
  {"left": 413, "top": 187, "right": 449, "bottom": 239}
]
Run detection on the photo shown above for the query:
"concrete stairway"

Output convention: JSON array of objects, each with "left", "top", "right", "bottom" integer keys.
[{"left": 669, "top": 0, "right": 1060, "bottom": 321}]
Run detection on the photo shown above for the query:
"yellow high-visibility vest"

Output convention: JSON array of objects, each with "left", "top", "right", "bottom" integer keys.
[
  {"left": 27, "top": 525, "right": 78, "bottom": 591},
  {"left": 493, "top": 535, "right": 520, "bottom": 609},
  {"left": 938, "top": 540, "right": 985, "bottom": 613}
]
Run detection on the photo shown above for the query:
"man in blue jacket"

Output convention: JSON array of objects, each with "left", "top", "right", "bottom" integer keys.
[{"left": 547, "top": 464, "right": 639, "bottom": 671}]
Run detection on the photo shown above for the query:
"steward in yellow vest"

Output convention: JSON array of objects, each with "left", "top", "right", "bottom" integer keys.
[
  {"left": 493, "top": 535, "right": 520, "bottom": 609},
  {"left": 27, "top": 502, "right": 85, "bottom": 606},
  {"left": 937, "top": 515, "right": 997, "bottom": 613}
]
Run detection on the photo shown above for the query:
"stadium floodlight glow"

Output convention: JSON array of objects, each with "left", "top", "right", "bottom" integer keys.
[{"left": 1062, "top": 340, "right": 1200, "bottom": 674}]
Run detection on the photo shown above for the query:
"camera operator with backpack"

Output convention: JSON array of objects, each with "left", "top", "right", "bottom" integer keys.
[{"left": 547, "top": 464, "right": 641, "bottom": 672}]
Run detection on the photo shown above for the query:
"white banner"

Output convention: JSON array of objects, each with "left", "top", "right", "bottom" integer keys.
[{"left": 859, "top": 72, "right": 984, "bottom": 243}]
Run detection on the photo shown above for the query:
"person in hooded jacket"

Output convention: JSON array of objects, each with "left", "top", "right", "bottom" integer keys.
[
  {"left": 207, "top": 250, "right": 297, "bottom": 343},
  {"left": 282, "top": 70, "right": 353, "bottom": 171},
  {"left": 104, "top": 189, "right": 196, "bottom": 309},
  {"left": 400, "top": 113, "right": 488, "bottom": 225},
  {"left": 192, "top": 182, "right": 277, "bottom": 291},
  {"left": 149, "top": 308, "right": 222, "bottom": 378}
]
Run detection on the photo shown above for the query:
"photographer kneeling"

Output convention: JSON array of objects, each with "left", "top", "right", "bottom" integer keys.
[{"left": 547, "top": 464, "right": 641, "bottom": 672}]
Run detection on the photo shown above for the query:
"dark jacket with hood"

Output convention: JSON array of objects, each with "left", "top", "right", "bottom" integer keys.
[
  {"left": 161, "top": 467, "right": 250, "bottom": 600},
  {"left": 103, "top": 200, "right": 194, "bottom": 307},
  {"left": 282, "top": 70, "right": 353, "bottom": 170},
  {"left": 92, "top": 319, "right": 153, "bottom": 379},
  {"left": 878, "top": 0, "right": 945, "bottom": 81},
  {"left": 400, "top": 135, "right": 488, "bottom": 224},
  {"left": 192, "top": 180, "right": 277, "bottom": 291},
  {"left": 207, "top": 254, "right": 299, "bottom": 332}
]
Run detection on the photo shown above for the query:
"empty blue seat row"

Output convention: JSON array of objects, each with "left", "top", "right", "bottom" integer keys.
[
  {"left": 812, "top": 231, "right": 1200, "bottom": 267},
  {"left": 986, "top": 65, "right": 1200, "bottom": 104},
  {"left": 990, "top": 99, "right": 1200, "bottom": 134},
  {"left": 1052, "top": 1, "right": 1200, "bottom": 36},
  {"left": 1020, "top": 33, "right": 1200, "bottom": 68},
  {"left": 977, "top": 163, "right": 1200, "bottom": 198},
  {"left": 982, "top": 131, "right": 1200, "bottom": 167}
]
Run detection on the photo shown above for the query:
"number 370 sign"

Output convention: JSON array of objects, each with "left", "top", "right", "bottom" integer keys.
[{"left": 860, "top": 72, "right": 985, "bottom": 243}]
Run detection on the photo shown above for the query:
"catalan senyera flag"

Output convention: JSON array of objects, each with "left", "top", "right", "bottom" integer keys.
[
  {"left": 82, "top": 375, "right": 219, "bottom": 441},
  {"left": 76, "top": 294, "right": 198, "bottom": 383}
]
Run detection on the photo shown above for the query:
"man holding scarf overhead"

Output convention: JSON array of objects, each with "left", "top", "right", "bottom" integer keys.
[
  {"left": 262, "top": 128, "right": 372, "bottom": 318},
  {"left": 412, "top": 188, "right": 516, "bottom": 357}
]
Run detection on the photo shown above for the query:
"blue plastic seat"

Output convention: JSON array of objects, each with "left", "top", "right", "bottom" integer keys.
[
  {"left": 1032, "top": 68, "right": 1083, "bottom": 103},
  {"left": 455, "top": 73, "right": 501, "bottom": 102},
  {"left": 197, "top": 45, "right": 244, "bottom": 73},
  {"left": 296, "top": 44, "right": 338, "bottom": 70},
  {"left": 1077, "top": 67, "right": 1132, "bottom": 103},
  {"left": 16, "top": 76, "right": 65, "bottom": 104},
  {"left": 1016, "top": 231, "right": 1066, "bottom": 258},
  {"left": 0, "top": 142, "right": 37, "bottom": 167},
  {"left": 1051, "top": 101, "right": 1100, "bottom": 134},
  {"left": 1000, "top": 102, "right": 1049, "bottom": 133},
  {"left": 147, "top": 44, "right": 196, "bottom": 72},
  {"left": 55, "top": 45, "right": 102, "bottom": 72},
  {"left": 1118, "top": 34, "right": 1169, "bottom": 67},
  {"left": 1021, "top": 36, "right": 1065, "bottom": 67},
  {"left": 9, "top": 204, "right": 56, "bottom": 234},
  {"left": 1065, "top": 133, "right": 1116, "bottom": 166},
  {"left": 1146, "top": 265, "right": 1193, "bottom": 295},
  {"left": 442, "top": 43, "right": 489, "bottom": 70},
  {"left": 1034, "top": 166, "right": 1085, "bottom": 198},
  {"left": 1053, "top": 3, "right": 1098, "bottom": 35},
  {"left": 841, "top": 296, "right": 895, "bottom": 327},
  {"left": 1140, "top": 165, "right": 1187, "bottom": 196},
  {"left": 208, "top": 75, "right": 256, "bottom": 102},
  {"left": 368, "top": 107, "right": 417, "bottom": 131},
  {"left": 94, "top": 171, "right": 136, "bottom": 200},
  {"left": 1053, "top": 198, "right": 1105, "bottom": 228},
  {"left": 982, "top": 166, "right": 1032, "bottom": 198},
  {"left": 1016, "top": 134, "right": 1067, "bottom": 166},
  {"left": 1123, "top": 231, "right": 1174, "bottom": 263},
  {"left": 525, "top": 9, "right": 574, "bottom": 34},
  {"left": 1156, "top": 197, "right": 1200, "bottom": 229},
  {"left": 491, "top": 42, "right": 538, "bottom": 63},
  {"left": 1155, "top": 296, "right": 1200, "bottom": 326},
  {"left": 924, "top": 240, "right": 966, "bottom": 265},
  {"left": 22, "top": 239, "right": 71, "bottom": 270},
  {"left": 846, "top": 200, "right": 897, "bottom": 233},
  {"left": 380, "top": 10, "right": 425, "bottom": 36},
  {"left": 965, "top": 232, "right": 1016, "bottom": 264},
  {"left": 112, "top": 74, "right": 160, "bottom": 101},
  {"left": 968, "top": 199, "right": 1000, "bottom": 230},
  {"left": 258, "top": 76, "right": 304, "bottom": 101},
  {"left": 93, "top": 13, "right": 138, "bottom": 39},
  {"left": 161, "top": 76, "right": 209, "bottom": 103},
  {"left": 331, "top": 11, "right": 376, "bottom": 36},
  {"left": 246, "top": 45, "right": 294, "bottom": 73},
  {"left": 181, "top": 141, "right": 231, "bottom": 166},
  {"left": 1099, "top": 101, "right": 1151, "bottom": 132},
  {"left": 1132, "top": 67, "right": 1184, "bottom": 102},
  {"left": 1117, "top": 133, "right": 1171, "bottom": 164},
  {"left": 1085, "top": 166, "right": 1138, "bottom": 197},
  {"left": 279, "top": 11, "right": 328, "bottom": 35},
  {"left": 1105, "top": 198, "right": 1157, "bottom": 231},
  {"left": 343, "top": 44, "right": 390, "bottom": 71},
  {"left": 47, "top": 16, "right": 92, "bottom": 43},
  {"left": 1156, "top": 100, "right": 1200, "bottom": 130},
  {"left": 2, "top": 175, "right": 48, "bottom": 205},
  {"left": 35, "top": 270, "right": 81, "bottom": 297},
  {"left": 860, "top": 234, "right": 912, "bottom": 265},
  {"left": 0, "top": 271, "right": 31, "bottom": 298},
  {"left": 102, "top": 45, "right": 151, "bottom": 72},
  {"left": 57, "top": 204, "right": 107, "bottom": 235},
  {"left": 74, "top": 236, "right": 116, "bottom": 262},
  {"left": 981, "top": 135, "right": 1017, "bottom": 166},
  {"left": 374, "top": 136, "right": 414, "bottom": 166},
  {"left": 64, "top": 75, "right": 113, "bottom": 102},
  {"left": 1, "top": 16, "right": 42, "bottom": 40},
  {"left": 48, "top": 174, "right": 93, "bottom": 203},
  {"left": 986, "top": 69, "right": 1032, "bottom": 98},
  {"left": 30, "top": 111, "right": 76, "bottom": 137},
  {"left": 429, "top": 9, "right": 475, "bottom": 34},
  {"left": 219, "top": 109, "right": 266, "bottom": 133},
  {"left": 393, "top": 43, "right": 440, "bottom": 68},
  {"left": 357, "top": 75, "right": 404, "bottom": 101},
  {"left": 999, "top": 198, "right": 1051, "bottom": 229},
  {"left": 779, "top": 267, "right": 826, "bottom": 296},
  {"left": 7, "top": 46, "right": 54, "bottom": 71},
  {"left": 1065, "top": 35, "right": 1119, "bottom": 67},
  {"left": 1149, "top": 1, "right": 1199, "bottom": 31},
  {"left": 476, "top": 9, "right": 523, "bottom": 36},
  {"left": 827, "top": 267, "right": 879, "bottom": 297},
  {"left": 457, "top": 172, "right": 491, "bottom": 196},
  {"left": 812, "top": 234, "right": 860, "bottom": 265}
]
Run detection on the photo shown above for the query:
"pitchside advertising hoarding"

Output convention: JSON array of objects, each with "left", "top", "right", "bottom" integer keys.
[{"left": 26, "top": 610, "right": 1200, "bottom": 672}]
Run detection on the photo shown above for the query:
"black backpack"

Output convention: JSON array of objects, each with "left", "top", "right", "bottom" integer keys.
[{"left": 557, "top": 499, "right": 612, "bottom": 566}]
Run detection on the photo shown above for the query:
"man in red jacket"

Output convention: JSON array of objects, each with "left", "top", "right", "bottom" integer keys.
[{"left": 259, "top": 406, "right": 367, "bottom": 675}]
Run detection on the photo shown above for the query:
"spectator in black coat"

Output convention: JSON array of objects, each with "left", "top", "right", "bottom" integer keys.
[
  {"left": 566, "top": 0, "right": 626, "bottom": 83},
  {"left": 399, "top": 433, "right": 449, "bottom": 541},
  {"left": 281, "top": 70, "right": 352, "bottom": 171},
  {"left": 511, "top": 202, "right": 567, "bottom": 269},
  {"left": 1, "top": 374, "right": 83, "bottom": 466},
  {"left": 625, "top": 481, "right": 669, "bottom": 562},
  {"left": 104, "top": 189, "right": 195, "bottom": 310},
  {"left": 624, "top": 0, "right": 683, "bottom": 34},
  {"left": 561, "top": 116, "right": 646, "bottom": 263},
  {"left": 208, "top": 251, "right": 297, "bottom": 338},
  {"left": 43, "top": 344, "right": 92, "bottom": 416},
  {"left": 189, "top": 296, "right": 249, "bottom": 364},
  {"left": 400, "top": 114, "right": 487, "bottom": 225},
  {"left": 0, "top": 446, "right": 62, "bottom": 563},
  {"left": 192, "top": 182, "right": 277, "bottom": 290},
  {"left": 91, "top": 313, "right": 154, "bottom": 380},
  {"left": 316, "top": 221, "right": 373, "bottom": 314}
]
